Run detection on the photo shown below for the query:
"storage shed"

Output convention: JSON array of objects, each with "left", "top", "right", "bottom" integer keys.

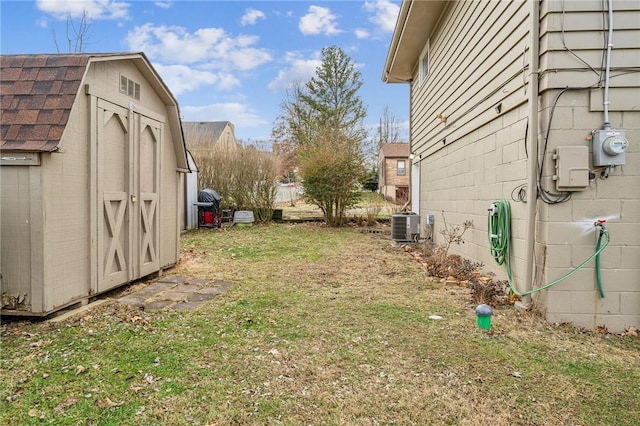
[{"left": 0, "top": 53, "right": 190, "bottom": 315}]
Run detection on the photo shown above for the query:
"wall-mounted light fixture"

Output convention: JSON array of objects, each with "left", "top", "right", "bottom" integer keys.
[
  {"left": 437, "top": 113, "right": 447, "bottom": 123},
  {"left": 494, "top": 103, "right": 502, "bottom": 114},
  {"left": 409, "top": 154, "right": 415, "bottom": 160}
]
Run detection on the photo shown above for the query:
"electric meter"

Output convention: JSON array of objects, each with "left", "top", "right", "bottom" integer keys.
[
  {"left": 602, "top": 136, "right": 628, "bottom": 156},
  {"left": 592, "top": 129, "right": 628, "bottom": 167}
]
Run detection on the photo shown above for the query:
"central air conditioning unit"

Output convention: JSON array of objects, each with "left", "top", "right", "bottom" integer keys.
[{"left": 391, "top": 213, "right": 420, "bottom": 242}]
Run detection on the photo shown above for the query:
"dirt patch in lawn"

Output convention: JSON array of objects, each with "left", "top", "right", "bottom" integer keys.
[{"left": 1, "top": 223, "right": 638, "bottom": 426}]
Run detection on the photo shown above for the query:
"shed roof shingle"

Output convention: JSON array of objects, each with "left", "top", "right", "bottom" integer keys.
[{"left": 0, "top": 54, "right": 90, "bottom": 152}]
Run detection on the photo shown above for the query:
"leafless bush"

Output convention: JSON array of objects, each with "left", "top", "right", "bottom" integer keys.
[
  {"left": 440, "top": 212, "right": 473, "bottom": 256},
  {"left": 411, "top": 212, "right": 511, "bottom": 307},
  {"left": 364, "top": 197, "right": 383, "bottom": 225},
  {"left": 469, "top": 279, "right": 512, "bottom": 307},
  {"left": 189, "top": 133, "right": 279, "bottom": 222},
  {"left": 418, "top": 244, "right": 483, "bottom": 281},
  {"left": 418, "top": 243, "right": 449, "bottom": 278}
]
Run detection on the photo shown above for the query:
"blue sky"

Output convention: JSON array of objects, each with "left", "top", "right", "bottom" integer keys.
[{"left": 1, "top": 0, "right": 409, "bottom": 144}]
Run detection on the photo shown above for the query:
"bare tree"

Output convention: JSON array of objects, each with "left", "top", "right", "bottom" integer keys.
[
  {"left": 271, "top": 113, "right": 298, "bottom": 182},
  {"left": 52, "top": 9, "right": 93, "bottom": 53},
  {"left": 270, "top": 80, "right": 320, "bottom": 183},
  {"left": 186, "top": 126, "right": 279, "bottom": 222},
  {"left": 377, "top": 105, "right": 401, "bottom": 147}
]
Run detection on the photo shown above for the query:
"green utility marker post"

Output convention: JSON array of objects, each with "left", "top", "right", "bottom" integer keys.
[{"left": 475, "top": 304, "right": 493, "bottom": 330}]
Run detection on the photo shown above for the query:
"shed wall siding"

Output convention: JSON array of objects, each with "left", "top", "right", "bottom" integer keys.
[
  {"left": 86, "top": 60, "right": 180, "bottom": 272},
  {"left": 409, "top": 0, "right": 639, "bottom": 332},
  {"left": 0, "top": 165, "right": 45, "bottom": 312},
  {"left": 161, "top": 123, "right": 180, "bottom": 268},
  {"left": 87, "top": 60, "right": 168, "bottom": 117},
  {"left": 40, "top": 100, "right": 91, "bottom": 311},
  {"left": 184, "top": 152, "right": 199, "bottom": 230}
]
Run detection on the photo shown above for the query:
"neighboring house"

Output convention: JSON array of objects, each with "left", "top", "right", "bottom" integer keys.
[
  {"left": 383, "top": 1, "right": 639, "bottom": 332},
  {"left": 182, "top": 121, "right": 238, "bottom": 224},
  {"left": 0, "top": 53, "right": 190, "bottom": 316},
  {"left": 182, "top": 121, "right": 238, "bottom": 152},
  {"left": 378, "top": 143, "right": 410, "bottom": 205}
]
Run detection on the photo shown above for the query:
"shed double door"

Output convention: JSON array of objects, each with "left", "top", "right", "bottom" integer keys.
[{"left": 96, "top": 99, "right": 162, "bottom": 292}]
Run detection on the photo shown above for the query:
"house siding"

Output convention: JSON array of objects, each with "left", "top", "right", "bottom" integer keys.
[
  {"left": 406, "top": 0, "right": 639, "bottom": 332},
  {"left": 412, "top": 0, "right": 529, "bottom": 159},
  {"left": 378, "top": 144, "right": 411, "bottom": 203},
  {"left": 184, "top": 122, "right": 239, "bottom": 152},
  {"left": 380, "top": 158, "right": 410, "bottom": 202}
]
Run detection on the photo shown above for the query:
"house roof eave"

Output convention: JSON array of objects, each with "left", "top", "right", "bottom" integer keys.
[{"left": 382, "top": 0, "right": 449, "bottom": 84}]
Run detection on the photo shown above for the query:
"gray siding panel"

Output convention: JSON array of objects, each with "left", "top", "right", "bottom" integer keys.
[
  {"left": 1, "top": 166, "right": 35, "bottom": 311},
  {"left": 412, "top": 0, "right": 529, "bottom": 158},
  {"left": 540, "top": 2, "right": 640, "bottom": 91}
]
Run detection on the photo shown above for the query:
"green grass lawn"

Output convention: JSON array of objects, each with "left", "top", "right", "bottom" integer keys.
[{"left": 2, "top": 224, "right": 639, "bottom": 425}]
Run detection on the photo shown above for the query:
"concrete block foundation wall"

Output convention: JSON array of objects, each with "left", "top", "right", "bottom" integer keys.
[
  {"left": 419, "top": 93, "right": 639, "bottom": 332},
  {"left": 418, "top": 102, "right": 531, "bottom": 288},
  {"left": 538, "top": 90, "right": 640, "bottom": 331}
]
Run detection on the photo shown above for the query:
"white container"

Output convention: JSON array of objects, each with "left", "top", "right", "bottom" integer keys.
[{"left": 233, "top": 210, "right": 255, "bottom": 224}]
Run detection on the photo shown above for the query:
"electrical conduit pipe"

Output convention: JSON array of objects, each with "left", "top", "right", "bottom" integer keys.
[{"left": 523, "top": 0, "right": 540, "bottom": 307}]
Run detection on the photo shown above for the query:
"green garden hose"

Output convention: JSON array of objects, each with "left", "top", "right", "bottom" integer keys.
[
  {"left": 595, "top": 229, "right": 606, "bottom": 298},
  {"left": 487, "top": 199, "right": 610, "bottom": 297}
]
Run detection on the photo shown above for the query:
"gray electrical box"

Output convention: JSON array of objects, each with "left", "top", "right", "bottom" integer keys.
[
  {"left": 553, "top": 146, "right": 589, "bottom": 191},
  {"left": 592, "top": 128, "right": 628, "bottom": 167}
]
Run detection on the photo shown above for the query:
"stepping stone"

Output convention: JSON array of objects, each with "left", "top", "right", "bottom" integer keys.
[
  {"left": 118, "top": 295, "right": 145, "bottom": 307},
  {"left": 172, "top": 301, "right": 203, "bottom": 311},
  {"left": 187, "top": 292, "right": 218, "bottom": 302},
  {"left": 145, "top": 300, "right": 175, "bottom": 310},
  {"left": 157, "top": 276, "right": 187, "bottom": 284},
  {"left": 156, "top": 291, "right": 190, "bottom": 302},
  {"left": 174, "top": 283, "right": 198, "bottom": 293},
  {"left": 143, "top": 281, "right": 177, "bottom": 293},
  {"left": 198, "top": 287, "right": 228, "bottom": 296},
  {"left": 204, "top": 280, "right": 232, "bottom": 292}
]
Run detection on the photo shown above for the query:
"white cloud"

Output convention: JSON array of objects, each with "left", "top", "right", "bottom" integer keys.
[
  {"left": 227, "top": 48, "right": 272, "bottom": 71},
  {"left": 241, "top": 8, "right": 265, "bottom": 26},
  {"left": 268, "top": 52, "right": 321, "bottom": 92},
  {"left": 37, "top": 17, "right": 49, "bottom": 28},
  {"left": 354, "top": 28, "right": 370, "bottom": 39},
  {"left": 182, "top": 103, "right": 268, "bottom": 129},
  {"left": 155, "top": 1, "right": 172, "bottom": 9},
  {"left": 126, "top": 24, "right": 272, "bottom": 71},
  {"left": 364, "top": 0, "right": 399, "bottom": 33},
  {"left": 299, "top": 5, "right": 341, "bottom": 36},
  {"left": 36, "top": 0, "right": 130, "bottom": 20},
  {"left": 154, "top": 64, "right": 240, "bottom": 96}
]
